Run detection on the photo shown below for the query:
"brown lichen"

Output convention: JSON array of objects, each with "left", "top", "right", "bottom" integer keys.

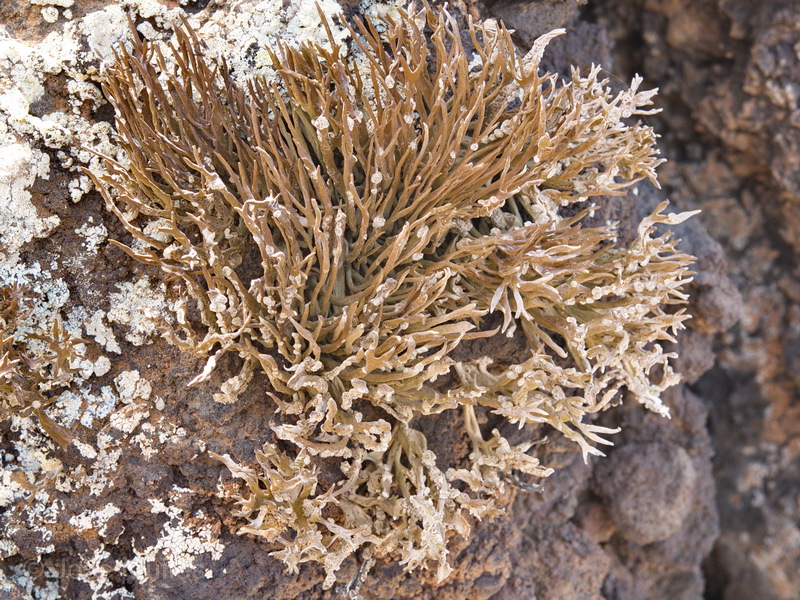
[
  {"left": 90, "top": 4, "right": 697, "bottom": 588},
  {"left": 0, "top": 284, "right": 78, "bottom": 447}
]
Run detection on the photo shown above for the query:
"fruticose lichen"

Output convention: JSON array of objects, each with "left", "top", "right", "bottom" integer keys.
[
  {"left": 0, "top": 283, "right": 78, "bottom": 447},
  {"left": 91, "top": 3, "right": 697, "bottom": 588}
]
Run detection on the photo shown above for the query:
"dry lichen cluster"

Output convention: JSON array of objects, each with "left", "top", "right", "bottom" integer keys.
[
  {"left": 91, "top": 4, "right": 696, "bottom": 587},
  {"left": 0, "top": 285, "right": 77, "bottom": 447}
]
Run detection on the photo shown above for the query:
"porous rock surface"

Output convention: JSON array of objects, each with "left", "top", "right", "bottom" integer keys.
[{"left": 0, "top": 0, "right": 794, "bottom": 598}]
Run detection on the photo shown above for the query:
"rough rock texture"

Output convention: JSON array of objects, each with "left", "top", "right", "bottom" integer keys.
[
  {"left": 581, "top": 1, "right": 800, "bottom": 598},
  {"left": 0, "top": 0, "right": 796, "bottom": 598}
]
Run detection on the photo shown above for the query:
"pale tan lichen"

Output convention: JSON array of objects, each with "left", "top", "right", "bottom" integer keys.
[
  {"left": 91, "top": 3, "right": 697, "bottom": 588},
  {"left": 1, "top": 283, "right": 80, "bottom": 446}
]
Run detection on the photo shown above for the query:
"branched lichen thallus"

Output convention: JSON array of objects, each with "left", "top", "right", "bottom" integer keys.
[{"left": 90, "top": 4, "right": 697, "bottom": 588}]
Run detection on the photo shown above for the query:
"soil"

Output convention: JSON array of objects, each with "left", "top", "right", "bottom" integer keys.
[{"left": 1, "top": 0, "right": 798, "bottom": 599}]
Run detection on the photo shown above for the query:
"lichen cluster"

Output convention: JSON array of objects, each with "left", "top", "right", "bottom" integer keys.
[
  {"left": 91, "top": 5, "right": 696, "bottom": 588},
  {"left": 0, "top": 284, "right": 77, "bottom": 447}
]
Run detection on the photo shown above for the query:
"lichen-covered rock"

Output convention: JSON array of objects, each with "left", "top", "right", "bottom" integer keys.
[
  {"left": 3, "top": 0, "right": 792, "bottom": 598},
  {"left": 88, "top": 0, "right": 702, "bottom": 588}
]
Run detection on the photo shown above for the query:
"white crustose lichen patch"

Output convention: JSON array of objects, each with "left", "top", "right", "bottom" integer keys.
[
  {"left": 69, "top": 503, "right": 121, "bottom": 538},
  {"left": 75, "top": 218, "right": 108, "bottom": 255},
  {"left": 119, "top": 492, "right": 224, "bottom": 582},
  {"left": 106, "top": 277, "right": 172, "bottom": 346},
  {"left": 0, "top": 142, "right": 59, "bottom": 259},
  {"left": 114, "top": 370, "right": 152, "bottom": 403}
]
